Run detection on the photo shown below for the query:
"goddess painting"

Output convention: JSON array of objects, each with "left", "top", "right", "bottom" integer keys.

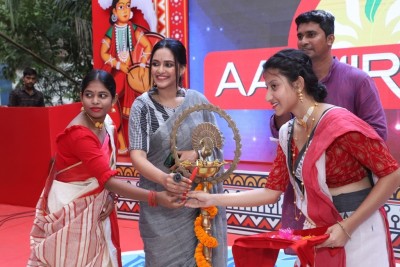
[{"left": 99, "top": 0, "right": 163, "bottom": 154}]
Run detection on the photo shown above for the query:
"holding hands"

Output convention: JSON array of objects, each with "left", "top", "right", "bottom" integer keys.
[
  {"left": 185, "top": 190, "right": 214, "bottom": 208},
  {"left": 162, "top": 172, "right": 192, "bottom": 196},
  {"left": 155, "top": 191, "right": 186, "bottom": 209},
  {"left": 161, "top": 149, "right": 198, "bottom": 201}
]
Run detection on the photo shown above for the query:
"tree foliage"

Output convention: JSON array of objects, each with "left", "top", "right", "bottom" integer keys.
[{"left": 0, "top": 0, "right": 93, "bottom": 105}]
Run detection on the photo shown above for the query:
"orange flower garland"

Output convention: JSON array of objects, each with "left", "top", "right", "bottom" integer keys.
[{"left": 193, "top": 183, "right": 219, "bottom": 267}]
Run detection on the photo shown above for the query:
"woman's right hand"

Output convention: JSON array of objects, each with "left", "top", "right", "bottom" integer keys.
[
  {"left": 185, "top": 190, "right": 214, "bottom": 208},
  {"left": 162, "top": 173, "right": 192, "bottom": 195},
  {"left": 156, "top": 191, "right": 185, "bottom": 209}
]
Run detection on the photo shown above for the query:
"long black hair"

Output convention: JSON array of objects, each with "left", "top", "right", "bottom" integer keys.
[
  {"left": 149, "top": 38, "right": 187, "bottom": 89},
  {"left": 262, "top": 49, "right": 327, "bottom": 102},
  {"left": 81, "top": 69, "right": 116, "bottom": 98}
]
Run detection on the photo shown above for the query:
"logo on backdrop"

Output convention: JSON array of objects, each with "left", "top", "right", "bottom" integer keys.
[{"left": 204, "top": 0, "right": 400, "bottom": 110}]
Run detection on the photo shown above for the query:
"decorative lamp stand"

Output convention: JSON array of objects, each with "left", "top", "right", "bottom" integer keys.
[{"left": 171, "top": 104, "right": 241, "bottom": 266}]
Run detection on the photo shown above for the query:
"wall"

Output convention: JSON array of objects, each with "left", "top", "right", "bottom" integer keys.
[{"left": 0, "top": 103, "right": 80, "bottom": 207}]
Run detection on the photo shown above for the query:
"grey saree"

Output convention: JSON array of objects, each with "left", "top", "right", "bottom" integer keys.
[{"left": 129, "top": 88, "right": 228, "bottom": 267}]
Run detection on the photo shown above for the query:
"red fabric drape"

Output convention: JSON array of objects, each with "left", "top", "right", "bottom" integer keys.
[{"left": 232, "top": 227, "right": 345, "bottom": 267}]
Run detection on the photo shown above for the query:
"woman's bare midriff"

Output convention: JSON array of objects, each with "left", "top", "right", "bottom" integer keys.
[{"left": 329, "top": 176, "right": 371, "bottom": 196}]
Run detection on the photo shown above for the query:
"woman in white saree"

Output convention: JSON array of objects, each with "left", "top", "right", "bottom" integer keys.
[
  {"left": 186, "top": 49, "right": 400, "bottom": 267},
  {"left": 28, "top": 69, "right": 184, "bottom": 267}
]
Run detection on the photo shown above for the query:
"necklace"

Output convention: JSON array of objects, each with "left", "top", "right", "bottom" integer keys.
[
  {"left": 290, "top": 104, "right": 319, "bottom": 221},
  {"left": 115, "top": 24, "right": 132, "bottom": 63},
  {"left": 295, "top": 103, "right": 318, "bottom": 129},
  {"left": 290, "top": 140, "right": 304, "bottom": 221},
  {"left": 84, "top": 111, "right": 104, "bottom": 131}
]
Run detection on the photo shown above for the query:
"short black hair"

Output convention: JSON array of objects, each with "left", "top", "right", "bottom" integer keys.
[
  {"left": 295, "top": 10, "right": 335, "bottom": 36},
  {"left": 23, "top": 67, "right": 37, "bottom": 77}
]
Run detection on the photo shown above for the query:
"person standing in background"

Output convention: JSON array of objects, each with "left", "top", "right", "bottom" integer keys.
[
  {"left": 270, "top": 10, "right": 388, "bottom": 232},
  {"left": 8, "top": 67, "right": 45, "bottom": 107}
]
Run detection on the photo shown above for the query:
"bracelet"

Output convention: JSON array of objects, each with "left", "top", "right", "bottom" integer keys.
[
  {"left": 101, "top": 38, "right": 110, "bottom": 48},
  {"left": 336, "top": 221, "right": 351, "bottom": 239},
  {"left": 104, "top": 55, "right": 115, "bottom": 66},
  {"left": 139, "top": 63, "right": 146, "bottom": 68},
  {"left": 148, "top": 190, "right": 158, "bottom": 207}
]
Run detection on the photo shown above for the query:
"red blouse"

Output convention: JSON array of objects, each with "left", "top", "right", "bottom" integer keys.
[
  {"left": 266, "top": 131, "right": 399, "bottom": 192},
  {"left": 55, "top": 125, "right": 118, "bottom": 188}
]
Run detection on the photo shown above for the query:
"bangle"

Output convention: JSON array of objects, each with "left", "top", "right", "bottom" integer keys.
[
  {"left": 139, "top": 63, "right": 146, "bottom": 68},
  {"left": 336, "top": 221, "right": 351, "bottom": 239},
  {"left": 105, "top": 55, "right": 115, "bottom": 66},
  {"left": 116, "top": 61, "right": 121, "bottom": 70},
  {"left": 148, "top": 190, "right": 158, "bottom": 207}
]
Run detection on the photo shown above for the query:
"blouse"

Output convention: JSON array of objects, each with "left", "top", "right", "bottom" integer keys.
[
  {"left": 266, "top": 131, "right": 399, "bottom": 192},
  {"left": 129, "top": 87, "right": 186, "bottom": 153},
  {"left": 55, "top": 125, "right": 117, "bottom": 188}
]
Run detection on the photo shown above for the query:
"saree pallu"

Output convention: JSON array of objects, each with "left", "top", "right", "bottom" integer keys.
[
  {"left": 232, "top": 226, "right": 346, "bottom": 267},
  {"left": 28, "top": 184, "right": 118, "bottom": 267},
  {"left": 137, "top": 90, "right": 228, "bottom": 267},
  {"left": 278, "top": 107, "right": 395, "bottom": 267},
  {"left": 28, "top": 117, "right": 121, "bottom": 267}
]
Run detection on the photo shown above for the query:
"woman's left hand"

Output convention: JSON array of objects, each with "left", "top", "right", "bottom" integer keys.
[
  {"left": 156, "top": 191, "right": 185, "bottom": 209},
  {"left": 99, "top": 193, "right": 116, "bottom": 221},
  {"left": 178, "top": 150, "right": 198, "bottom": 163},
  {"left": 169, "top": 150, "right": 198, "bottom": 171},
  {"left": 317, "top": 222, "right": 351, "bottom": 249}
]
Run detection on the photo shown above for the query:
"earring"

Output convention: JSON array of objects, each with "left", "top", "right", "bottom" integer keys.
[
  {"left": 297, "top": 89, "right": 304, "bottom": 103},
  {"left": 111, "top": 14, "right": 117, "bottom": 23},
  {"left": 111, "top": 107, "right": 116, "bottom": 113},
  {"left": 129, "top": 11, "right": 133, "bottom": 20},
  {"left": 81, "top": 106, "right": 85, "bottom": 112}
]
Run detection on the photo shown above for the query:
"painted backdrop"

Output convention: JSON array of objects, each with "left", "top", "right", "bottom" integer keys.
[{"left": 188, "top": 0, "right": 400, "bottom": 164}]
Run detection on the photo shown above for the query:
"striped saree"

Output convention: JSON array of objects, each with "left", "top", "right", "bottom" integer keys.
[{"left": 28, "top": 117, "right": 121, "bottom": 267}]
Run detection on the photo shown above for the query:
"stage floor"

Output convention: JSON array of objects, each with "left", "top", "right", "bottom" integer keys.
[
  {"left": 1, "top": 204, "right": 399, "bottom": 266},
  {"left": 121, "top": 249, "right": 297, "bottom": 267},
  {"left": 0, "top": 204, "right": 244, "bottom": 266}
]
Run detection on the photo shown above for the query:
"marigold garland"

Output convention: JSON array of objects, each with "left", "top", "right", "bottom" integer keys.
[
  {"left": 194, "top": 217, "right": 218, "bottom": 247},
  {"left": 194, "top": 243, "right": 211, "bottom": 267},
  {"left": 193, "top": 182, "right": 219, "bottom": 267}
]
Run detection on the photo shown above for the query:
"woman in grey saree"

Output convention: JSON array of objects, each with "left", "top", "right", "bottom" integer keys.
[{"left": 128, "top": 38, "right": 227, "bottom": 267}]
